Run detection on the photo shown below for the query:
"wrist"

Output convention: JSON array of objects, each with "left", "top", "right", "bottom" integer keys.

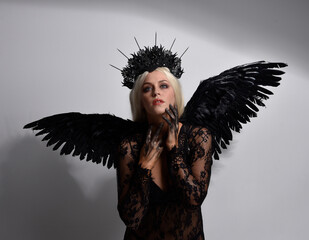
[
  {"left": 165, "top": 138, "right": 178, "bottom": 151},
  {"left": 138, "top": 155, "right": 153, "bottom": 170},
  {"left": 137, "top": 164, "right": 152, "bottom": 179},
  {"left": 166, "top": 145, "right": 177, "bottom": 154},
  {"left": 139, "top": 161, "right": 154, "bottom": 170},
  {"left": 166, "top": 144, "right": 176, "bottom": 151}
]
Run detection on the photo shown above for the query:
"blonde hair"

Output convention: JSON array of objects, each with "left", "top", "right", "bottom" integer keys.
[{"left": 130, "top": 67, "right": 184, "bottom": 122}]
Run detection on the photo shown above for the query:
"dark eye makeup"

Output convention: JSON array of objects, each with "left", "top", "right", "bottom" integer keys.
[
  {"left": 142, "top": 81, "right": 169, "bottom": 93},
  {"left": 143, "top": 86, "right": 152, "bottom": 93},
  {"left": 160, "top": 84, "right": 168, "bottom": 89}
]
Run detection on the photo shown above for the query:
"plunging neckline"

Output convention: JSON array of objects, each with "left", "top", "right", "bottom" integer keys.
[{"left": 150, "top": 124, "right": 185, "bottom": 192}]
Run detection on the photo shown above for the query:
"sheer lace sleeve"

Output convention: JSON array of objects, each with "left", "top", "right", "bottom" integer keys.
[
  {"left": 167, "top": 126, "right": 213, "bottom": 207},
  {"left": 116, "top": 137, "right": 152, "bottom": 230}
]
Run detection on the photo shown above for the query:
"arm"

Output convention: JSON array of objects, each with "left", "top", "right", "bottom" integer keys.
[
  {"left": 116, "top": 138, "right": 152, "bottom": 230},
  {"left": 167, "top": 126, "right": 213, "bottom": 207},
  {"left": 117, "top": 125, "right": 164, "bottom": 229}
]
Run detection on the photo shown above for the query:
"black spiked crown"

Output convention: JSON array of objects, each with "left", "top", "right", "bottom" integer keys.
[{"left": 111, "top": 34, "right": 188, "bottom": 89}]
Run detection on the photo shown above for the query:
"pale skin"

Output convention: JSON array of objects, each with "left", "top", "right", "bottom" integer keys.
[{"left": 138, "top": 70, "right": 182, "bottom": 191}]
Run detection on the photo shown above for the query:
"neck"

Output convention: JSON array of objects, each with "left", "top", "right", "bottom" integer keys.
[
  {"left": 147, "top": 115, "right": 164, "bottom": 126},
  {"left": 147, "top": 114, "right": 168, "bottom": 137},
  {"left": 146, "top": 114, "right": 183, "bottom": 139}
]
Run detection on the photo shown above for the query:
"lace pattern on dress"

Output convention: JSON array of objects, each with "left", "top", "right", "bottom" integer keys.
[{"left": 117, "top": 124, "right": 212, "bottom": 240}]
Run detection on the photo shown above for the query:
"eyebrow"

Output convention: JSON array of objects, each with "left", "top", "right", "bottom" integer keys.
[{"left": 143, "top": 80, "right": 168, "bottom": 85}]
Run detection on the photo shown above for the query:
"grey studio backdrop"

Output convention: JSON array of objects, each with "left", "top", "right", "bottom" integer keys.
[{"left": 0, "top": 0, "right": 308, "bottom": 240}]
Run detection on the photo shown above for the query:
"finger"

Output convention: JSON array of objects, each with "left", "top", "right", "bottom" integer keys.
[
  {"left": 170, "top": 105, "right": 179, "bottom": 141},
  {"left": 165, "top": 108, "right": 175, "bottom": 121},
  {"left": 170, "top": 104, "right": 179, "bottom": 129},
  {"left": 162, "top": 115, "right": 173, "bottom": 129},
  {"left": 156, "top": 146, "right": 163, "bottom": 157},
  {"left": 151, "top": 144, "right": 164, "bottom": 160},
  {"left": 170, "top": 104, "right": 178, "bottom": 121},
  {"left": 156, "top": 139, "right": 162, "bottom": 150},
  {"left": 144, "top": 126, "right": 152, "bottom": 154},
  {"left": 146, "top": 126, "right": 152, "bottom": 145},
  {"left": 147, "top": 140, "right": 163, "bottom": 160},
  {"left": 153, "top": 122, "right": 163, "bottom": 142}
]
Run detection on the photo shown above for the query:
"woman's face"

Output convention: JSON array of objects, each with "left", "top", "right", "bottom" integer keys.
[{"left": 141, "top": 70, "right": 175, "bottom": 121}]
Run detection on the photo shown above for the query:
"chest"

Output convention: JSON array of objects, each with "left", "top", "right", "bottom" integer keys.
[{"left": 150, "top": 135, "right": 191, "bottom": 191}]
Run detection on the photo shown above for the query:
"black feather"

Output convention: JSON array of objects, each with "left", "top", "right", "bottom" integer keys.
[
  {"left": 180, "top": 61, "right": 287, "bottom": 159},
  {"left": 24, "top": 113, "right": 146, "bottom": 168}
]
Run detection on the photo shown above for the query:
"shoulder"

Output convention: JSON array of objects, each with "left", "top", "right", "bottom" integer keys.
[
  {"left": 181, "top": 124, "right": 212, "bottom": 155},
  {"left": 182, "top": 123, "right": 212, "bottom": 141},
  {"left": 181, "top": 124, "right": 213, "bottom": 162}
]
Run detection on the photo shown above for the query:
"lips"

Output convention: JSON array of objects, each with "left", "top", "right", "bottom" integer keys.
[{"left": 153, "top": 99, "right": 165, "bottom": 105}]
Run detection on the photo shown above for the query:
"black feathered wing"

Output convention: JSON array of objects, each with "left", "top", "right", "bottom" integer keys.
[
  {"left": 24, "top": 113, "right": 145, "bottom": 168},
  {"left": 180, "top": 61, "right": 287, "bottom": 160}
]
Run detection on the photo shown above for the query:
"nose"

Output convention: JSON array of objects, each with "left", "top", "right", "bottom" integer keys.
[{"left": 152, "top": 88, "right": 160, "bottom": 97}]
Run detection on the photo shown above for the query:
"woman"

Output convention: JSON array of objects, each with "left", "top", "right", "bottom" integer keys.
[
  {"left": 117, "top": 67, "right": 213, "bottom": 240},
  {"left": 23, "top": 39, "right": 286, "bottom": 240}
]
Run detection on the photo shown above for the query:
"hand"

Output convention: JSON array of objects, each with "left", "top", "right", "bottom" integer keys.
[
  {"left": 162, "top": 104, "right": 179, "bottom": 150},
  {"left": 139, "top": 123, "right": 164, "bottom": 170}
]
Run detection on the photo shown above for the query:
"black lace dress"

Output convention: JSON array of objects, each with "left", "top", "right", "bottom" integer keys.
[{"left": 116, "top": 124, "right": 213, "bottom": 240}]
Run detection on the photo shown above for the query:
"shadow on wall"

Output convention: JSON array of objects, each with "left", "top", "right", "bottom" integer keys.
[{"left": 0, "top": 136, "right": 125, "bottom": 240}]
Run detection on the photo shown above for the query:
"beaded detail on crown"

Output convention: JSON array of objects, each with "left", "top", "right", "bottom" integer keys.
[{"left": 121, "top": 45, "right": 184, "bottom": 89}]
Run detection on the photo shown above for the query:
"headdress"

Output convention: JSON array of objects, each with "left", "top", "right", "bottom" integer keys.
[{"left": 110, "top": 34, "right": 189, "bottom": 89}]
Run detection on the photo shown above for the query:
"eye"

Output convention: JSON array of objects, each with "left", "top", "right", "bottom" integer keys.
[
  {"left": 160, "top": 84, "right": 169, "bottom": 89},
  {"left": 143, "top": 86, "right": 152, "bottom": 93}
]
